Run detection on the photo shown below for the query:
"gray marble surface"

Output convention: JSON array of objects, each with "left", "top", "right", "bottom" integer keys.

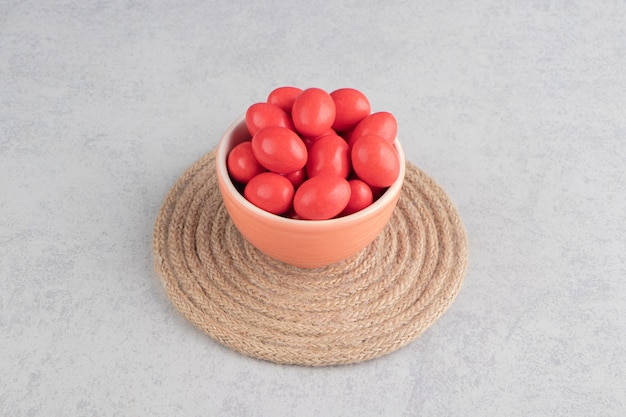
[{"left": 2, "top": 1, "right": 625, "bottom": 416}]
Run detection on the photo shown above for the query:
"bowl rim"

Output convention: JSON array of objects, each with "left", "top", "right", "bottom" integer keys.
[{"left": 216, "top": 115, "right": 406, "bottom": 227}]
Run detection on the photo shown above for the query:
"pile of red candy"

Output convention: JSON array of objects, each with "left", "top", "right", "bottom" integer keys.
[{"left": 227, "top": 86, "right": 401, "bottom": 220}]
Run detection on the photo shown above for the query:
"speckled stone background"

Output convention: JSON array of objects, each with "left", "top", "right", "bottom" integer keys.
[{"left": 2, "top": 1, "right": 625, "bottom": 416}]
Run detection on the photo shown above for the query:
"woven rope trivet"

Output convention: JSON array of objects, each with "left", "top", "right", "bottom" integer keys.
[{"left": 153, "top": 149, "right": 468, "bottom": 366}]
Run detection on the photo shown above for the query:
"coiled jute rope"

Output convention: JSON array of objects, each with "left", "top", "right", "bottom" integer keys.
[{"left": 153, "top": 149, "right": 468, "bottom": 366}]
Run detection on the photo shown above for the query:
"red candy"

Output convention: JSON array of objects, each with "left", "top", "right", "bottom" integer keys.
[
  {"left": 341, "top": 179, "right": 374, "bottom": 216},
  {"left": 283, "top": 168, "right": 306, "bottom": 189},
  {"left": 246, "top": 102, "right": 294, "bottom": 136},
  {"left": 330, "top": 88, "right": 371, "bottom": 132},
  {"left": 306, "top": 134, "right": 351, "bottom": 179},
  {"left": 349, "top": 111, "right": 397, "bottom": 147},
  {"left": 227, "top": 86, "right": 402, "bottom": 219},
  {"left": 267, "top": 86, "right": 302, "bottom": 114},
  {"left": 291, "top": 88, "right": 336, "bottom": 137},
  {"left": 351, "top": 134, "right": 400, "bottom": 188},
  {"left": 227, "top": 141, "right": 266, "bottom": 183},
  {"left": 244, "top": 172, "right": 294, "bottom": 215},
  {"left": 251, "top": 126, "right": 307, "bottom": 175},
  {"left": 293, "top": 175, "right": 351, "bottom": 220}
]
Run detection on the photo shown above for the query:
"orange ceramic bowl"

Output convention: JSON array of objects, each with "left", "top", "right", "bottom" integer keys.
[{"left": 216, "top": 115, "right": 406, "bottom": 268}]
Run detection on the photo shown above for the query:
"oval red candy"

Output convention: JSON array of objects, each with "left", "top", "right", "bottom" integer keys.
[
  {"left": 251, "top": 126, "right": 307, "bottom": 175},
  {"left": 282, "top": 168, "right": 306, "bottom": 189},
  {"left": 348, "top": 111, "right": 397, "bottom": 147},
  {"left": 227, "top": 141, "right": 266, "bottom": 184},
  {"left": 351, "top": 134, "right": 400, "bottom": 188},
  {"left": 341, "top": 179, "right": 374, "bottom": 216},
  {"left": 291, "top": 88, "right": 336, "bottom": 138},
  {"left": 293, "top": 175, "right": 351, "bottom": 220},
  {"left": 267, "top": 86, "right": 303, "bottom": 114},
  {"left": 246, "top": 102, "right": 294, "bottom": 136},
  {"left": 306, "top": 134, "right": 351, "bottom": 179},
  {"left": 244, "top": 172, "right": 294, "bottom": 215},
  {"left": 330, "top": 88, "right": 371, "bottom": 132}
]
